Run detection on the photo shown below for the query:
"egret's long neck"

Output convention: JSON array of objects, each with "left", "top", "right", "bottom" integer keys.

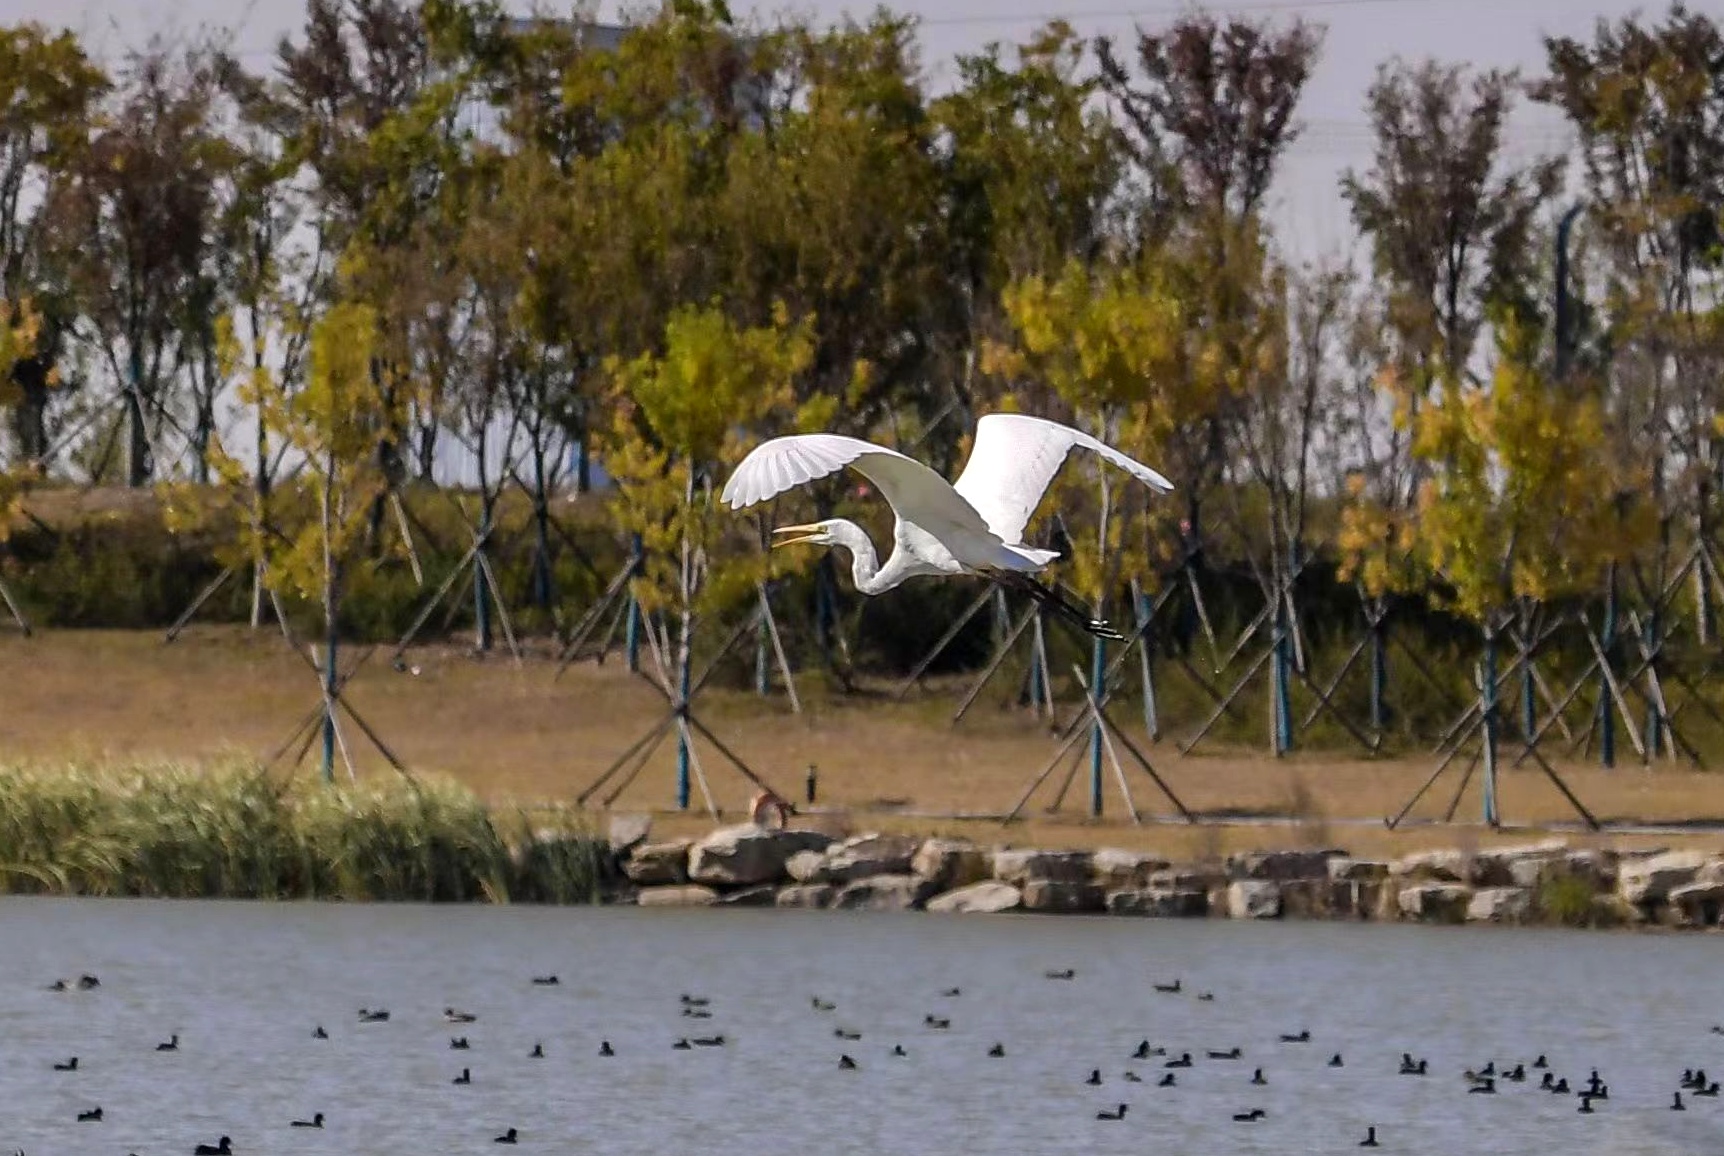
[{"left": 830, "top": 521, "right": 890, "bottom": 594}]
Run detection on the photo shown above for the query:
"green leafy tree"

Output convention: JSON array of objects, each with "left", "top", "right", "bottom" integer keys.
[
  {"left": 1338, "top": 59, "right": 1561, "bottom": 594},
  {"left": 0, "top": 25, "right": 107, "bottom": 464},
  {"left": 45, "top": 41, "right": 229, "bottom": 486},
  {"left": 1534, "top": 5, "right": 1724, "bottom": 637},
  {"left": 602, "top": 303, "right": 815, "bottom": 618}
]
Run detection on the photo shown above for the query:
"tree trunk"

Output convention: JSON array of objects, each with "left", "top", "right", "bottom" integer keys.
[
  {"left": 125, "top": 343, "right": 150, "bottom": 487},
  {"left": 530, "top": 436, "right": 553, "bottom": 609}
]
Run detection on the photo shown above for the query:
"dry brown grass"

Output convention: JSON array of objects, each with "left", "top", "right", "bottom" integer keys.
[{"left": 5, "top": 626, "right": 1724, "bottom": 860}]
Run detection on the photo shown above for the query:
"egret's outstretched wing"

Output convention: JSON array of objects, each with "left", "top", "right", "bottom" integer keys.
[
  {"left": 952, "top": 414, "right": 1173, "bottom": 545},
  {"left": 721, "top": 433, "right": 999, "bottom": 540}
]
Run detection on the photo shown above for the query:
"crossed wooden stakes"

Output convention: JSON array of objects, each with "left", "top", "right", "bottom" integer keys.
[
  {"left": 1385, "top": 608, "right": 1599, "bottom": 832},
  {"left": 574, "top": 584, "right": 796, "bottom": 815},
  {"left": 387, "top": 490, "right": 526, "bottom": 666},
  {"left": 892, "top": 585, "right": 1057, "bottom": 719},
  {"left": 258, "top": 589, "right": 410, "bottom": 782}
]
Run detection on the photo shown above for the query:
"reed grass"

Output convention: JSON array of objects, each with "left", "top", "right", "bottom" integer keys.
[{"left": 0, "top": 760, "right": 610, "bottom": 903}]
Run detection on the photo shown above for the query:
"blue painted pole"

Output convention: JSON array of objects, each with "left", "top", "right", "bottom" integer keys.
[
  {"left": 676, "top": 619, "right": 691, "bottom": 811},
  {"left": 1089, "top": 632, "right": 1105, "bottom": 818},
  {"left": 1521, "top": 634, "right": 1535, "bottom": 745},
  {"left": 473, "top": 511, "right": 492, "bottom": 653},
  {"left": 755, "top": 613, "right": 769, "bottom": 696},
  {"left": 1482, "top": 626, "right": 1499, "bottom": 827},
  {"left": 1643, "top": 611, "right": 1661, "bottom": 759},
  {"left": 1272, "top": 576, "right": 1292, "bottom": 756},
  {"left": 1369, "top": 614, "right": 1387, "bottom": 734},
  {"left": 1600, "top": 564, "right": 1617, "bottom": 768},
  {"left": 624, "top": 534, "right": 642, "bottom": 674},
  {"left": 1029, "top": 613, "right": 1047, "bottom": 710},
  {"left": 322, "top": 609, "right": 338, "bottom": 784},
  {"left": 1136, "top": 587, "right": 1158, "bottom": 740}
]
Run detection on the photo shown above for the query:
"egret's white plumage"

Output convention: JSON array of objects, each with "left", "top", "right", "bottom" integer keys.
[
  {"left": 953, "top": 415, "right": 1173, "bottom": 544},
  {"left": 720, "top": 413, "right": 1174, "bottom": 639}
]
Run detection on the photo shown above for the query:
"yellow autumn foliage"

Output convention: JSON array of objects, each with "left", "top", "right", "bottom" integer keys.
[
  {"left": 1411, "top": 312, "right": 1632, "bottom": 621},
  {"left": 0, "top": 298, "right": 48, "bottom": 544},
  {"left": 984, "top": 258, "right": 1191, "bottom": 599},
  {"left": 601, "top": 303, "right": 817, "bottom": 613}
]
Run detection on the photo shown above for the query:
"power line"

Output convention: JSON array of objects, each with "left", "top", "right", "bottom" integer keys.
[{"left": 915, "top": 0, "right": 1528, "bottom": 28}]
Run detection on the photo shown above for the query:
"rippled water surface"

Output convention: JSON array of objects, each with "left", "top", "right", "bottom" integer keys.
[{"left": 3, "top": 899, "right": 1723, "bottom": 1155}]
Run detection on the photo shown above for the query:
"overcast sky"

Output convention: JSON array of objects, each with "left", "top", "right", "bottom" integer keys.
[{"left": 0, "top": 0, "right": 1668, "bottom": 262}]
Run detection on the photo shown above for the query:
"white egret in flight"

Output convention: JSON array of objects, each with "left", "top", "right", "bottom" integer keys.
[{"left": 719, "top": 413, "right": 1173, "bottom": 640}]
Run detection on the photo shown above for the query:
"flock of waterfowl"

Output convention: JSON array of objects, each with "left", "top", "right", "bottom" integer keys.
[{"left": 16, "top": 959, "right": 1723, "bottom": 1153}]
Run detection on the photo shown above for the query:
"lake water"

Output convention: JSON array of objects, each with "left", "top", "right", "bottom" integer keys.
[{"left": 2, "top": 899, "right": 1722, "bottom": 1155}]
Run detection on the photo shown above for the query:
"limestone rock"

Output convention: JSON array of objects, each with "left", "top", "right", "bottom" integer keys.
[
  {"left": 784, "top": 850, "right": 827, "bottom": 884},
  {"left": 1106, "top": 888, "right": 1207, "bottom": 917},
  {"left": 1325, "top": 880, "right": 1387, "bottom": 920},
  {"left": 1227, "top": 880, "right": 1283, "bottom": 919},
  {"left": 1148, "top": 866, "right": 1225, "bottom": 892},
  {"left": 776, "top": 883, "right": 835, "bottom": 909},
  {"left": 686, "top": 824, "right": 834, "bottom": 887},
  {"left": 1509, "top": 848, "right": 1616, "bottom": 890},
  {"left": 830, "top": 874, "right": 935, "bottom": 912},
  {"left": 1667, "top": 881, "right": 1724, "bottom": 927},
  {"left": 1392, "top": 849, "right": 1472, "bottom": 883},
  {"left": 925, "top": 881, "right": 1023, "bottom": 914},
  {"left": 911, "top": 838, "right": 989, "bottom": 891},
  {"left": 624, "top": 840, "right": 693, "bottom": 886},
  {"left": 992, "top": 849, "right": 1092, "bottom": 886},
  {"left": 636, "top": 884, "right": 719, "bottom": 907},
  {"left": 1466, "top": 887, "right": 1532, "bottom": 924},
  {"left": 819, "top": 834, "right": 920, "bottom": 883},
  {"left": 1091, "top": 848, "right": 1171, "bottom": 890},
  {"left": 1396, "top": 882, "right": 1471, "bottom": 923},
  {"left": 1228, "top": 850, "right": 1337, "bottom": 881},
  {"left": 720, "top": 884, "right": 778, "bottom": 907},
  {"left": 1020, "top": 880, "right": 1105, "bottom": 914},
  {"left": 1618, "top": 850, "right": 1707, "bottom": 905},
  {"left": 1328, "top": 858, "right": 1391, "bottom": 882},
  {"left": 607, "top": 813, "right": 653, "bottom": 854},
  {"left": 1277, "top": 879, "right": 1328, "bottom": 919},
  {"left": 1473, "top": 840, "right": 1568, "bottom": 886}
]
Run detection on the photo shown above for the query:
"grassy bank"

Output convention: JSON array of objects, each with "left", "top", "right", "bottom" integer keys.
[{"left": 0, "top": 760, "right": 609, "bottom": 902}]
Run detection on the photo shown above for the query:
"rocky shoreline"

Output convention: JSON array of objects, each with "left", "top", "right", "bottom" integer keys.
[{"left": 609, "top": 822, "right": 1724, "bottom": 930}]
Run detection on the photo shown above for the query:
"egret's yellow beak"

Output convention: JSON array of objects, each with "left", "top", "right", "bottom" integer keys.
[{"left": 771, "top": 523, "right": 824, "bottom": 548}]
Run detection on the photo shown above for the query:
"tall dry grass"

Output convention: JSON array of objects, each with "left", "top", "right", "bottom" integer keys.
[{"left": 0, "top": 760, "right": 609, "bottom": 903}]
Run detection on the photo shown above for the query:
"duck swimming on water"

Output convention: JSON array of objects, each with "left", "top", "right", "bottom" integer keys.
[
  {"left": 193, "top": 1138, "right": 232, "bottom": 1156},
  {"left": 291, "top": 1113, "right": 324, "bottom": 1128}
]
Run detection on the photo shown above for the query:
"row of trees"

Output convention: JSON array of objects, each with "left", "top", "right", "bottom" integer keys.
[{"left": 0, "top": 1, "right": 1720, "bottom": 685}]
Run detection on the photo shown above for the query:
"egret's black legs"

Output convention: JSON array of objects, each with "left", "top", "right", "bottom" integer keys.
[{"left": 992, "top": 573, "right": 1125, "bottom": 642}]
